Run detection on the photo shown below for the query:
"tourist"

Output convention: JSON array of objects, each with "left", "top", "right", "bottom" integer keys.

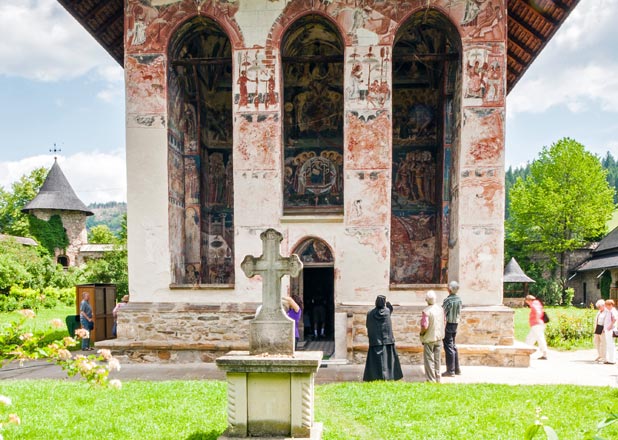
[
  {"left": 363, "top": 295, "right": 403, "bottom": 381},
  {"left": 79, "top": 292, "right": 94, "bottom": 351},
  {"left": 284, "top": 294, "right": 302, "bottom": 349},
  {"left": 593, "top": 299, "right": 607, "bottom": 363},
  {"left": 112, "top": 294, "right": 129, "bottom": 338},
  {"left": 604, "top": 299, "right": 617, "bottom": 364},
  {"left": 312, "top": 295, "right": 326, "bottom": 340},
  {"left": 420, "top": 290, "right": 445, "bottom": 382},
  {"left": 442, "top": 280, "right": 462, "bottom": 377},
  {"left": 524, "top": 295, "right": 548, "bottom": 360}
]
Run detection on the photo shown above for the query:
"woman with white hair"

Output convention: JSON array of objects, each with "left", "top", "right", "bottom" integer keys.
[{"left": 593, "top": 299, "right": 607, "bottom": 363}]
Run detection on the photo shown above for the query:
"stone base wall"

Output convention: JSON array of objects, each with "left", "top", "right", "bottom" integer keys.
[{"left": 99, "top": 302, "right": 519, "bottom": 365}]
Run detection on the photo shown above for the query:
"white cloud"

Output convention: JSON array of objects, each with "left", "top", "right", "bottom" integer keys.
[
  {"left": 0, "top": 0, "right": 123, "bottom": 99},
  {"left": 0, "top": 151, "right": 127, "bottom": 205},
  {"left": 508, "top": 62, "right": 618, "bottom": 116},
  {"left": 553, "top": 0, "right": 618, "bottom": 50}
]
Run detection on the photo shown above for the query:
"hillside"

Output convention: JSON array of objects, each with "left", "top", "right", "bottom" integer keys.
[{"left": 86, "top": 201, "right": 126, "bottom": 235}]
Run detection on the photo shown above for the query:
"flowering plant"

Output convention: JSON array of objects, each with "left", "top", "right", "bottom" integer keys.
[{"left": 0, "top": 309, "right": 121, "bottom": 439}]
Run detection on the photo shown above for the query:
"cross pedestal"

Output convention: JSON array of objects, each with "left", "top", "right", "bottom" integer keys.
[
  {"left": 217, "top": 229, "right": 322, "bottom": 439},
  {"left": 241, "top": 228, "right": 302, "bottom": 356}
]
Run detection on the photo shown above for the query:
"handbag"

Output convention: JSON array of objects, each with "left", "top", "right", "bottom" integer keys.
[
  {"left": 542, "top": 312, "right": 550, "bottom": 324},
  {"left": 613, "top": 328, "right": 618, "bottom": 338}
]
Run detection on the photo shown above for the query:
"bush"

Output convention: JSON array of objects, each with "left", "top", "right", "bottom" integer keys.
[
  {"left": 0, "top": 287, "right": 74, "bottom": 312},
  {"left": 544, "top": 307, "right": 596, "bottom": 350},
  {"left": 531, "top": 278, "right": 562, "bottom": 305}
]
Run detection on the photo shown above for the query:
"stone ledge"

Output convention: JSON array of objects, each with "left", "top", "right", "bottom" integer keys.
[{"left": 217, "top": 350, "right": 323, "bottom": 373}]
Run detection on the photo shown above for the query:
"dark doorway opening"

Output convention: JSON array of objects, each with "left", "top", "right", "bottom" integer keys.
[{"left": 302, "top": 267, "right": 334, "bottom": 341}]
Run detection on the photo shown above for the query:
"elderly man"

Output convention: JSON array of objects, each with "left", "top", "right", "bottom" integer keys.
[
  {"left": 420, "top": 290, "right": 445, "bottom": 382},
  {"left": 442, "top": 280, "right": 462, "bottom": 377}
]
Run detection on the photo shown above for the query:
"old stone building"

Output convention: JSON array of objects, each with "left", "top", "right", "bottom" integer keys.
[
  {"left": 58, "top": 0, "right": 578, "bottom": 365},
  {"left": 22, "top": 159, "right": 93, "bottom": 268}
]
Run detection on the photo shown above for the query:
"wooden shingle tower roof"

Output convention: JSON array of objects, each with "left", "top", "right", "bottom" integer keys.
[{"left": 22, "top": 159, "right": 93, "bottom": 216}]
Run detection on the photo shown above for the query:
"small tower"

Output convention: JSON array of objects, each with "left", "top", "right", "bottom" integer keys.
[{"left": 22, "top": 159, "right": 93, "bottom": 267}]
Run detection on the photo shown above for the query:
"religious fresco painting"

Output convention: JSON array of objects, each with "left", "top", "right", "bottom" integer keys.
[
  {"left": 390, "top": 11, "right": 460, "bottom": 285},
  {"left": 282, "top": 15, "right": 345, "bottom": 214},
  {"left": 345, "top": 46, "right": 392, "bottom": 111},
  {"left": 234, "top": 49, "right": 278, "bottom": 112},
  {"left": 464, "top": 44, "right": 505, "bottom": 107},
  {"left": 167, "top": 16, "right": 235, "bottom": 285}
]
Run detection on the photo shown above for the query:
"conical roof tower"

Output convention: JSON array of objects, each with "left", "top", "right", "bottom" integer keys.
[
  {"left": 22, "top": 159, "right": 93, "bottom": 216},
  {"left": 503, "top": 257, "right": 535, "bottom": 283}
]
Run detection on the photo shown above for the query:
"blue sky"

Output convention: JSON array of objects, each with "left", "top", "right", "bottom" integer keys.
[{"left": 0, "top": 0, "right": 617, "bottom": 203}]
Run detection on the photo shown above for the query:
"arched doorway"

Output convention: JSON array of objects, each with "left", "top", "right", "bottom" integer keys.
[{"left": 291, "top": 238, "right": 334, "bottom": 345}]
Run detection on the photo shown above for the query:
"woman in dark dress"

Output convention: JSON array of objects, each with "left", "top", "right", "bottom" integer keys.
[{"left": 363, "top": 295, "right": 403, "bottom": 381}]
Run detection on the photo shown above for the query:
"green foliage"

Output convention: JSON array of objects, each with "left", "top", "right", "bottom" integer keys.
[
  {"left": 79, "top": 246, "right": 128, "bottom": 297},
  {"left": 88, "top": 224, "right": 117, "bottom": 244},
  {"left": 86, "top": 201, "right": 127, "bottom": 236},
  {"left": 507, "top": 138, "right": 615, "bottom": 293},
  {"left": 27, "top": 214, "right": 69, "bottom": 255},
  {"left": 544, "top": 308, "right": 596, "bottom": 350},
  {"left": 0, "top": 287, "right": 74, "bottom": 312},
  {"left": 0, "top": 167, "right": 47, "bottom": 236}
]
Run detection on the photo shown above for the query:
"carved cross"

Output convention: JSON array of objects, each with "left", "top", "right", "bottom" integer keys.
[{"left": 241, "top": 229, "right": 302, "bottom": 319}]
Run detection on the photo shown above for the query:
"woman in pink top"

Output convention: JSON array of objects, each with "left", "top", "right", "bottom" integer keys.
[{"left": 524, "top": 295, "right": 548, "bottom": 360}]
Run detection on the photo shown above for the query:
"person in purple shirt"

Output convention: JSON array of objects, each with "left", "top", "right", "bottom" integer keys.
[{"left": 284, "top": 294, "right": 303, "bottom": 349}]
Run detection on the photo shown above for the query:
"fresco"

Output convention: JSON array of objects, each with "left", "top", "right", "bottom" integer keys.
[
  {"left": 464, "top": 44, "right": 506, "bottom": 106},
  {"left": 282, "top": 15, "right": 344, "bottom": 213},
  {"left": 234, "top": 50, "right": 278, "bottom": 112},
  {"left": 167, "top": 16, "right": 235, "bottom": 285}
]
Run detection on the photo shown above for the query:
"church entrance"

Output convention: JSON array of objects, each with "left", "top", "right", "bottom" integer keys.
[
  {"left": 290, "top": 238, "right": 335, "bottom": 353},
  {"left": 302, "top": 267, "right": 334, "bottom": 342}
]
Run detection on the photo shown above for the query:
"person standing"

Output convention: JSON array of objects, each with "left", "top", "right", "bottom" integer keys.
[
  {"left": 420, "top": 290, "right": 445, "bottom": 382},
  {"left": 112, "top": 295, "right": 129, "bottom": 338},
  {"left": 284, "top": 294, "right": 302, "bottom": 349},
  {"left": 363, "top": 295, "right": 403, "bottom": 382},
  {"left": 593, "top": 299, "right": 607, "bottom": 363},
  {"left": 79, "top": 292, "right": 94, "bottom": 351},
  {"left": 442, "top": 280, "right": 462, "bottom": 377},
  {"left": 604, "top": 299, "right": 617, "bottom": 364},
  {"left": 524, "top": 295, "right": 548, "bottom": 360}
]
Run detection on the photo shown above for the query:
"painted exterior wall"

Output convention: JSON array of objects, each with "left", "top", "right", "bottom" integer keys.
[{"left": 120, "top": 0, "right": 509, "bottom": 355}]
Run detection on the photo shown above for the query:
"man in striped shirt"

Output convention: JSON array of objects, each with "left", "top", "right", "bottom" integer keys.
[{"left": 442, "top": 281, "right": 462, "bottom": 377}]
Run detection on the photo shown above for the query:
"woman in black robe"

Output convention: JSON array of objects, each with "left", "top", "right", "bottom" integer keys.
[{"left": 363, "top": 295, "right": 404, "bottom": 381}]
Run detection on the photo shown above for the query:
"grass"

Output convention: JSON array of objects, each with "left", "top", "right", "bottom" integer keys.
[
  {"left": 0, "top": 380, "right": 617, "bottom": 439},
  {"left": 514, "top": 305, "right": 595, "bottom": 350}
]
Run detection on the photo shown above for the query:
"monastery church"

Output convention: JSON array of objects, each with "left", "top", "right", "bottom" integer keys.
[{"left": 57, "top": 0, "right": 577, "bottom": 365}]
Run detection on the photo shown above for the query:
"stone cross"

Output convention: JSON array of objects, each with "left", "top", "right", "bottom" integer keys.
[{"left": 241, "top": 228, "right": 302, "bottom": 355}]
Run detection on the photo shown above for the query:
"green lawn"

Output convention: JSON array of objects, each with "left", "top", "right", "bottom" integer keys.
[
  {"left": 0, "top": 305, "right": 76, "bottom": 349},
  {"left": 0, "top": 380, "right": 616, "bottom": 439}
]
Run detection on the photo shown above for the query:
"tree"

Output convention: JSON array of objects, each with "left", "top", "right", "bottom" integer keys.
[
  {"left": 0, "top": 168, "right": 47, "bottom": 237},
  {"left": 507, "top": 138, "right": 615, "bottom": 300},
  {"left": 89, "top": 224, "right": 117, "bottom": 244}
]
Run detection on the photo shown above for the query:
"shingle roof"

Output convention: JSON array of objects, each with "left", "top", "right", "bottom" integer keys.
[
  {"left": 575, "top": 254, "right": 618, "bottom": 273},
  {"left": 57, "top": 0, "right": 580, "bottom": 93},
  {"left": 22, "top": 159, "right": 93, "bottom": 216},
  {"left": 592, "top": 227, "right": 618, "bottom": 255},
  {"left": 503, "top": 257, "right": 535, "bottom": 283}
]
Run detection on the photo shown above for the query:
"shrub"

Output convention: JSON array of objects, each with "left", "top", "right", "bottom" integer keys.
[{"left": 544, "top": 308, "right": 596, "bottom": 350}]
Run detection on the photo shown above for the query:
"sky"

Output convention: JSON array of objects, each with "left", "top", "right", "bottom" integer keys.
[{"left": 0, "top": 0, "right": 617, "bottom": 204}]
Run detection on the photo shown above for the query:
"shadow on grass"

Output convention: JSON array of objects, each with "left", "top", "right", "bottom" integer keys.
[{"left": 185, "top": 430, "right": 223, "bottom": 440}]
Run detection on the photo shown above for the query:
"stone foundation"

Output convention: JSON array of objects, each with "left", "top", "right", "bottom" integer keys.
[{"left": 97, "top": 302, "right": 530, "bottom": 366}]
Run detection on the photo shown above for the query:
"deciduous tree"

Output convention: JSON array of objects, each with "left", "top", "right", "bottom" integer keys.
[{"left": 507, "top": 138, "right": 615, "bottom": 299}]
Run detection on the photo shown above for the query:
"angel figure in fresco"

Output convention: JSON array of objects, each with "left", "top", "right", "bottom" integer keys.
[
  {"left": 485, "top": 62, "right": 502, "bottom": 102},
  {"left": 347, "top": 63, "right": 364, "bottom": 100}
]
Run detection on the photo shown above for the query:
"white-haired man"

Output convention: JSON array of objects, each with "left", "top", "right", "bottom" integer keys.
[
  {"left": 420, "top": 290, "right": 445, "bottom": 382},
  {"left": 442, "top": 280, "right": 462, "bottom": 377}
]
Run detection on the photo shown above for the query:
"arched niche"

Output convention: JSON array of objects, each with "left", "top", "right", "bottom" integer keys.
[
  {"left": 390, "top": 10, "right": 461, "bottom": 285},
  {"left": 281, "top": 15, "right": 345, "bottom": 215},
  {"left": 167, "top": 16, "right": 234, "bottom": 286}
]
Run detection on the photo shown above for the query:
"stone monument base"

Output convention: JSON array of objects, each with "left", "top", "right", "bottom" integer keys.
[{"left": 216, "top": 351, "right": 322, "bottom": 439}]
